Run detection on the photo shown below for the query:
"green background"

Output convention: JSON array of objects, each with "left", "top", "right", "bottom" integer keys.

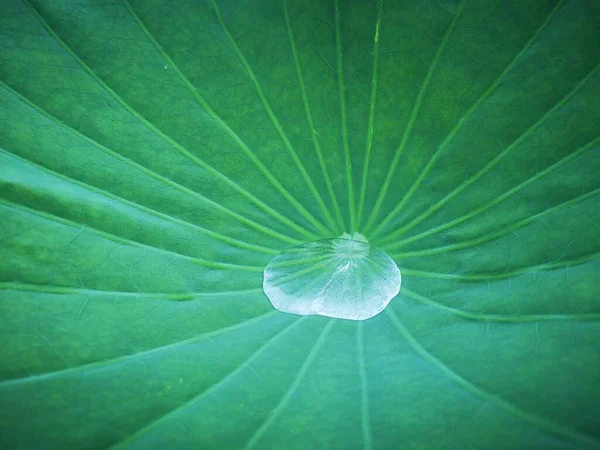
[{"left": 1, "top": 0, "right": 599, "bottom": 448}]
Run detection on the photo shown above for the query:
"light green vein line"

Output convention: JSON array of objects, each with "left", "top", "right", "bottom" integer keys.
[
  {"left": 357, "top": 322, "right": 372, "bottom": 450},
  {"left": 110, "top": 316, "right": 304, "bottom": 450},
  {"left": 392, "top": 198, "right": 596, "bottom": 256},
  {"left": 402, "top": 288, "right": 600, "bottom": 323},
  {"left": 386, "top": 308, "right": 600, "bottom": 449},
  {"left": 0, "top": 310, "right": 278, "bottom": 388},
  {"left": 369, "top": 0, "right": 565, "bottom": 238},
  {"left": 269, "top": 258, "right": 339, "bottom": 312},
  {"left": 0, "top": 148, "right": 278, "bottom": 255},
  {"left": 244, "top": 319, "right": 335, "bottom": 450},
  {"left": 401, "top": 251, "right": 599, "bottom": 281},
  {"left": 363, "top": 257, "right": 400, "bottom": 293},
  {"left": 386, "top": 146, "right": 600, "bottom": 254},
  {"left": 363, "top": 0, "right": 468, "bottom": 235},
  {"left": 283, "top": 0, "right": 345, "bottom": 233},
  {"left": 0, "top": 199, "right": 265, "bottom": 272},
  {"left": 267, "top": 253, "right": 334, "bottom": 269},
  {"left": 357, "top": 0, "right": 383, "bottom": 231},
  {"left": 21, "top": 1, "right": 312, "bottom": 243},
  {"left": 334, "top": 0, "right": 356, "bottom": 232},
  {"left": 123, "top": 0, "right": 327, "bottom": 239},
  {"left": 379, "top": 60, "right": 600, "bottom": 246},
  {"left": 268, "top": 256, "right": 339, "bottom": 287},
  {"left": 207, "top": 0, "right": 335, "bottom": 236},
  {"left": 34, "top": 331, "right": 69, "bottom": 370},
  {"left": 0, "top": 282, "right": 263, "bottom": 299},
  {"left": 0, "top": 80, "right": 300, "bottom": 246}
]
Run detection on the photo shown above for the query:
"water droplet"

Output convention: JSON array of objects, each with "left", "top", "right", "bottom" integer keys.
[{"left": 263, "top": 232, "right": 401, "bottom": 321}]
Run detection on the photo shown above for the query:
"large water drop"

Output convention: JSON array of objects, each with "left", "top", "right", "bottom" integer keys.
[{"left": 263, "top": 232, "right": 401, "bottom": 321}]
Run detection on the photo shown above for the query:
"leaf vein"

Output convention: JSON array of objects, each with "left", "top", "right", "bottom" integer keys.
[
  {"left": 371, "top": 0, "right": 566, "bottom": 238},
  {"left": 402, "top": 288, "right": 600, "bottom": 322},
  {"left": 0, "top": 80, "right": 300, "bottom": 245},
  {"left": 364, "top": 0, "right": 468, "bottom": 234},
  {"left": 244, "top": 319, "right": 335, "bottom": 449},
  {"left": 22, "top": 0, "right": 313, "bottom": 242},
  {"left": 387, "top": 308, "right": 600, "bottom": 449},
  {"left": 110, "top": 316, "right": 304, "bottom": 449},
  {"left": 401, "top": 251, "right": 599, "bottom": 281},
  {"left": 334, "top": 0, "right": 356, "bottom": 231},
  {"left": 357, "top": 0, "right": 383, "bottom": 231},
  {"left": 357, "top": 322, "right": 372, "bottom": 450},
  {"left": 0, "top": 282, "right": 263, "bottom": 298},
  {"left": 0, "top": 311, "right": 278, "bottom": 388},
  {"left": 207, "top": 0, "right": 335, "bottom": 236},
  {"left": 0, "top": 147, "right": 279, "bottom": 255},
  {"left": 0, "top": 199, "right": 265, "bottom": 272},
  {"left": 389, "top": 185, "right": 600, "bottom": 256},
  {"left": 283, "top": 0, "right": 345, "bottom": 233},
  {"left": 380, "top": 60, "right": 600, "bottom": 245}
]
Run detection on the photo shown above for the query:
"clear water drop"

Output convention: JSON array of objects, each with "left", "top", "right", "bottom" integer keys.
[{"left": 263, "top": 232, "right": 401, "bottom": 321}]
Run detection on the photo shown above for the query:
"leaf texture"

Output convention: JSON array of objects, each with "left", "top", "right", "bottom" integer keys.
[{"left": 0, "top": 0, "right": 599, "bottom": 448}]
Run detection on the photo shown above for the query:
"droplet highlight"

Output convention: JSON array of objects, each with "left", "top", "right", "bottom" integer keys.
[{"left": 263, "top": 232, "right": 401, "bottom": 321}]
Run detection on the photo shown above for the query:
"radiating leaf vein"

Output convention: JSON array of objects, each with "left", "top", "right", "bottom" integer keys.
[
  {"left": 244, "top": 319, "right": 335, "bottom": 449},
  {"left": 402, "top": 288, "right": 600, "bottom": 322},
  {"left": 0, "top": 311, "right": 278, "bottom": 388},
  {"left": 110, "top": 316, "right": 303, "bottom": 450},
  {"left": 1, "top": 199, "right": 265, "bottom": 272},
  {"left": 370, "top": 0, "right": 566, "bottom": 238},
  {"left": 22, "top": 0, "right": 316, "bottom": 243},
  {"left": 0, "top": 80, "right": 300, "bottom": 245},
  {"left": 386, "top": 308, "right": 600, "bottom": 449},
  {"left": 364, "top": 0, "right": 468, "bottom": 234},
  {"left": 380, "top": 61, "right": 600, "bottom": 245},
  {"left": 207, "top": 0, "right": 335, "bottom": 236}
]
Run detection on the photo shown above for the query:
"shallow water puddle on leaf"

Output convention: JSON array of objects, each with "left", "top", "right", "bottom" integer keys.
[{"left": 263, "top": 232, "right": 401, "bottom": 320}]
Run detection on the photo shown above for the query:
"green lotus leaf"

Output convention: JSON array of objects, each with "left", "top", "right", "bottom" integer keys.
[{"left": 1, "top": 0, "right": 599, "bottom": 449}]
